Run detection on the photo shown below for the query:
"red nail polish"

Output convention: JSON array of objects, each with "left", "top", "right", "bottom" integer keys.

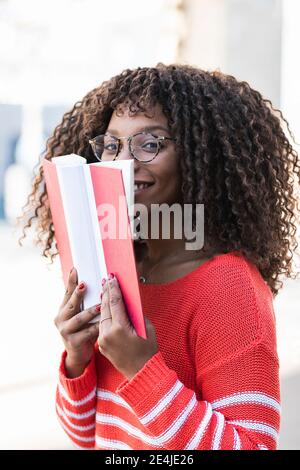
[
  {"left": 102, "top": 278, "right": 106, "bottom": 286},
  {"left": 95, "top": 304, "right": 101, "bottom": 312},
  {"left": 78, "top": 282, "right": 85, "bottom": 290},
  {"left": 108, "top": 273, "right": 114, "bottom": 280}
]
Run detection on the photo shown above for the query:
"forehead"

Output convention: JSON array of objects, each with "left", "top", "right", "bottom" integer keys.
[{"left": 107, "top": 103, "right": 169, "bottom": 134}]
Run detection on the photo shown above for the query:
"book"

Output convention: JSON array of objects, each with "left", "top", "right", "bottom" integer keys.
[{"left": 42, "top": 154, "right": 146, "bottom": 339}]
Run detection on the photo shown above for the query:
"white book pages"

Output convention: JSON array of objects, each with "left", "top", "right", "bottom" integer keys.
[
  {"left": 52, "top": 154, "right": 87, "bottom": 166},
  {"left": 82, "top": 164, "right": 108, "bottom": 322}
]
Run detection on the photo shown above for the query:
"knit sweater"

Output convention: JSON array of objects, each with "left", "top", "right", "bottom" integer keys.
[{"left": 55, "top": 251, "right": 281, "bottom": 450}]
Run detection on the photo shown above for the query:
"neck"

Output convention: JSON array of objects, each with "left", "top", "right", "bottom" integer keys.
[
  {"left": 139, "top": 211, "right": 189, "bottom": 263},
  {"left": 143, "top": 237, "right": 187, "bottom": 263}
]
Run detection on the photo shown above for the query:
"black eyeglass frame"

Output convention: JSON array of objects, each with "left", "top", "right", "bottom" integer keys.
[{"left": 89, "top": 131, "right": 176, "bottom": 163}]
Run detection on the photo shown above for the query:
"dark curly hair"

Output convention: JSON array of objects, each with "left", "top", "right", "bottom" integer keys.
[{"left": 17, "top": 63, "right": 300, "bottom": 297}]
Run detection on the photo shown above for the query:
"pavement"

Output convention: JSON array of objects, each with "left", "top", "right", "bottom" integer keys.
[{"left": 0, "top": 221, "right": 299, "bottom": 449}]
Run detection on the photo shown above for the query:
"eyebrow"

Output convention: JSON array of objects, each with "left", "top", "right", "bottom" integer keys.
[{"left": 106, "top": 125, "right": 171, "bottom": 136}]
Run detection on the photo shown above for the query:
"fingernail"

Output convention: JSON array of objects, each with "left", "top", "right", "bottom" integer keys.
[
  {"left": 108, "top": 273, "right": 114, "bottom": 280},
  {"left": 95, "top": 304, "right": 101, "bottom": 312},
  {"left": 78, "top": 282, "right": 85, "bottom": 290},
  {"left": 102, "top": 278, "right": 106, "bottom": 286}
]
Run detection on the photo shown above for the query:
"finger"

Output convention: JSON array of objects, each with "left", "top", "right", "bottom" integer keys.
[
  {"left": 69, "top": 322, "right": 100, "bottom": 349},
  {"left": 99, "top": 279, "right": 112, "bottom": 335},
  {"left": 60, "top": 267, "right": 78, "bottom": 308},
  {"left": 61, "top": 279, "right": 87, "bottom": 321},
  {"left": 143, "top": 316, "right": 155, "bottom": 341},
  {"left": 63, "top": 304, "right": 101, "bottom": 335},
  {"left": 108, "top": 274, "right": 131, "bottom": 328}
]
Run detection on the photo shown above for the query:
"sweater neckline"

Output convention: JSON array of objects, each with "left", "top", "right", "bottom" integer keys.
[{"left": 138, "top": 250, "right": 241, "bottom": 290}]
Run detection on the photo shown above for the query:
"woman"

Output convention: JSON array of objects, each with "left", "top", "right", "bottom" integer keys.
[{"left": 19, "top": 63, "right": 300, "bottom": 450}]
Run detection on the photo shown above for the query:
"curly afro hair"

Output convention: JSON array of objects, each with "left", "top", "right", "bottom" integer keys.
[{"left": 18, "top": 63, "right": 300, "bottom": 297}]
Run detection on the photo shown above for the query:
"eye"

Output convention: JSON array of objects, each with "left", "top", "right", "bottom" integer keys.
[
  {"left": 103, "top": 136, "right": 119, "bottom": 153},
  {"left": 104, "top": 143, "right": 118, "bottom": 153},
  {"left": 141, "top": 140, "right": 160, "bottom": 153}
]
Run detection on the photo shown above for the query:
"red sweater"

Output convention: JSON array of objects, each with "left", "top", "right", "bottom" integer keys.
[{"left": 55, "top": 251, "right": 281, "bottom": 450}]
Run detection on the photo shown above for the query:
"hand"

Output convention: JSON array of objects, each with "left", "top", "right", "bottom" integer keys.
[
  {"left": 54, "top": 267, "right": 101, "bottom": 367},
  {"left": 98, "top": 274, "right": 159, "bottom": 380}
]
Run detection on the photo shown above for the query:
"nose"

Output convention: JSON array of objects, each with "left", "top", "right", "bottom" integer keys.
[{"left": 117, "top": 139, "right": 133, "bottom": 161}]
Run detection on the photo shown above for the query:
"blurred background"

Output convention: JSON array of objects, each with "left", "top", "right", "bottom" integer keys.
[{"left": 0, "top": 0, "right": 299, "bottom": 450}]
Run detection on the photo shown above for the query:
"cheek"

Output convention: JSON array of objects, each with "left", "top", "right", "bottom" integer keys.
[{"left": 157, "top": 159, "right": 182, "bottom": 200}]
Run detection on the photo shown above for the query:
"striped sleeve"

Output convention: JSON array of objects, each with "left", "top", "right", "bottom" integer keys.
[
  {"left": 55, "top": 349, "right": 97, "bottom": 450},
  {"left": 116, "top": 263, "right": 281, "bottom": 450},
  {"left": 116, "top": 347, "right": 280, "bottom": 450}
]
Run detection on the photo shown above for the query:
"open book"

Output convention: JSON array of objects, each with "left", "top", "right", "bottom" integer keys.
[{"left": 42, "top": 154, "right": 146, "bottom": 339}]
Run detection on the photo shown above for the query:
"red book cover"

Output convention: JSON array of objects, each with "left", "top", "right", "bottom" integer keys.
[
  {"left": 90, "top": 165, "right": 146, "bottom": 339},
  {"left": 42, "top": 158, "right": 73, "bottom": 287}
]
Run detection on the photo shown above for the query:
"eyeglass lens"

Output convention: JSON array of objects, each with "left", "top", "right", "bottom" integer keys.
[{"left": 91, "top": 133, "right": 160, "bottom": 162}]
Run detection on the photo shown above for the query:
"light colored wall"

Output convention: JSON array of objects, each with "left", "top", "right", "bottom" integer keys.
[
  {"left": 178, "top": 0, "right": 282, "bottom": 107},
  {"left": 281, "top": 0, "right": 300, "bottom": 143}
]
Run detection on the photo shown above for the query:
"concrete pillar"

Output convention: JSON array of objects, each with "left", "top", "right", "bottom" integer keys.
[
  {"left": 281, "top": 0, "right": 300, "bottom": 143},
  {"left": 178, "top": 0, "right": 282, "bottom": 107}
]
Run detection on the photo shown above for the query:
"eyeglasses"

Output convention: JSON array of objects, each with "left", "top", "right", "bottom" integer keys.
[{"left": 89, "top": 131, "right": 176, "bottom": 163}]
